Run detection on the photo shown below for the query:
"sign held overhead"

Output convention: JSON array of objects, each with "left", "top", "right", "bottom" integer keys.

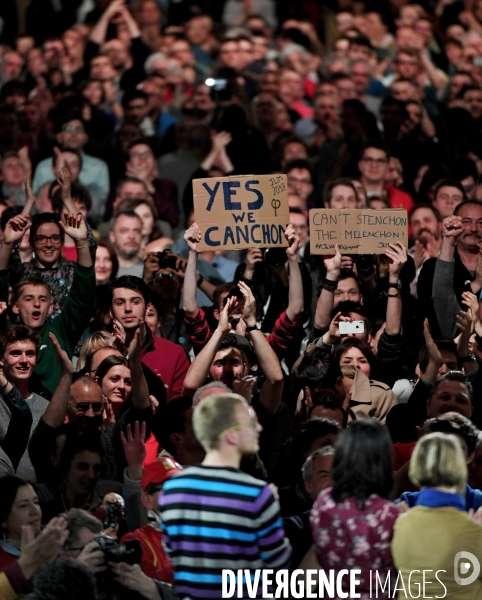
[
  {"left": 309, "top": 208, "right": 408, "bottom": 254},
  {"left": 193, "top": 174, "right": 290, "bottom": 251}
]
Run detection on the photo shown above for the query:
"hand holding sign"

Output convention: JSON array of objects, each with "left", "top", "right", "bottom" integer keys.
[
  {"left": 285, "top": 224, "right": 300, "bottom": 258},
  {"left": 184, "top": 223, "right": 202, "bottom": 252}
]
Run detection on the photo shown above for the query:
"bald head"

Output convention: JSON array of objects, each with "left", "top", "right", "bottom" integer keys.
[
  {"left": 67, "top": 376, "right": 104, "bottom": 429},
  {"left": 88, "top": 346, "right": 123, "bottom": 375}
]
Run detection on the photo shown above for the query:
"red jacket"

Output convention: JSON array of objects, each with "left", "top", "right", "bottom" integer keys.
[
  {"left": 141, "top": 329, "right": 190, "bottom": 401},
  {"left": 121, "top": 525, "right": 174, "bottom": 583}
]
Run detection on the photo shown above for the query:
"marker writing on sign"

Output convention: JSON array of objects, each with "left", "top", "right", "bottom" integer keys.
[{"left": 271, "top": 198, "right": 281, "bottom": 217}]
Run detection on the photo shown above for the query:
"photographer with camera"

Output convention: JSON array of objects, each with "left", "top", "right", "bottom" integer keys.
[{"left": 61, "top": 508, "right": 178, "bottom": 600}]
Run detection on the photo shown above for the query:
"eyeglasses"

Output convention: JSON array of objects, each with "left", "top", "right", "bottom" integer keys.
[
  {"left": 361, "top": 157, "right": 388, "bottom": 165},
  {"left": 217, "top": 408, "right": 257, "bottom": 438},
  {"left": 71, "top": 402, "right": 103, "bottom": 413},
  {"left": 62, "top": 125, "right": 84, "bottom": 133},
  {"left": 34, "top": 234, "right": 62, "bottom": 245}
]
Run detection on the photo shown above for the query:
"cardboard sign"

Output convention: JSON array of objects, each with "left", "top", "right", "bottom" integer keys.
[
  {"left": 309, "top": 208, "right": 408, "bottom": 254},
  {"left": 193, "top": 174, "right": 289, "bottom": 251}
]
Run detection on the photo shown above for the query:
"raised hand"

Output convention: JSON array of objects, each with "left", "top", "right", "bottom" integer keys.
[
  {"left": 442, "top": 216, "right": 464, "bottom": 238},
  {"left": 121, "top": 421, "right": 147, "bottom": 480},
  {"left": 49, "top": 332, "right": 73, "bottom": 376},
  {"left": 127, "top": 321, "right": 146, "bottom": 362},
  {"left": 323, "top": 243, "right": 342, "bottom": 275},
  {"left": 18, "top": 146, "right": 31, "bottom": 179},
  {"left": 109, "top": 318, "right": 126, "bottom": 352},
  {"left": 4, "top": 214, "right": 31, "bottom": 245},
  {"left": 56, "top": 166, "right": 72, "bottom": 201},
  {"left": 245, "top": 248, "right": 263, "bottom": 278},
  {"left": 324, "top": 311, "right": 352, "bottom": 345},
  {"left": 423, "top": 318, "right": 443, "bottom": 367},
  {"left": 218, "top": 296, "right": 238, "bottom": 333},
  {"left": 184, "top": 223, "right": 202, "bottom": 252},
  {"left": 461, "top": 291, "right": 479, "bottom": 321},
  {"left": 52, "top": 146, "right": 65, "bottom": 177},
  {"left": 59, "top": 211, "right": 88, "bottom": 241},
  {"left": 238, "top": 280, "right": 257, "bottom": 327},
  {"left": 232, "top": 375, "right": 257, "bottom": 404},
  {"left": 285, "top": 223, "right": 300, "bottom": 258},
  {"left": 385, "top": 242, "right": 408, "bottom": 279},
  {"left": 211, "top": 131, "right": 232, "bottom": 153}
]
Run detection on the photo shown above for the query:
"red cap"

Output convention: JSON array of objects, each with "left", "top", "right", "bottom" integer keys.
[{"left": 140, "top": 457, "right": 183, "bottom": 490}]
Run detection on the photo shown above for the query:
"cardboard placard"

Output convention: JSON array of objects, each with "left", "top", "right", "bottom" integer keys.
[
  {"left": 309, "top": 208, "right": 408, "bottom": 254},
  {"left": 193, "top": 174, "right": 290, "bottom": 251}
]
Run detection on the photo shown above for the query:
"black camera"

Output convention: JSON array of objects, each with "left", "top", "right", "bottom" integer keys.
[
  {"left": 103, "top": 503, "right": 121, "bottom": 531},
  {"left": 93, "top": 536, "right": 142, "bottom": 565},
  {"left": 157, "top": 250, "right": 177, "bottom": 270},
  {"left": 264, "top": 247, "right": 287, "bottom": 269},
  {"left": 354, "top": 254, "right": 377, "bottom": 277}
]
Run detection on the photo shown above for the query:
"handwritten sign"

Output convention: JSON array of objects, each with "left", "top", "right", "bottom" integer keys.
[
  {"left": 193, "top": 174, "right": 289, "bottom": 251},
  {"left": 309, "top": 209, "right": 408, "bottom": 254}
]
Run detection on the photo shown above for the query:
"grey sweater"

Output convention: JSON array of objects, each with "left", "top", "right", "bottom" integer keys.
[
  {"left": 432, "top": 257, "right": 463, "bottom": 339},
  {"left": 0, "top": 390, "right": 49, "bottom": 481}
]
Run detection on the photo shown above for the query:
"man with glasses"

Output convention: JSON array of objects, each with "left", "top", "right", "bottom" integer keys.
[
  {"left": 285, "top": 159, "right": 315, "bottom": 208},
  {"left": 358, "top": 142, "right": 414, "bottom": 212},
  {"left": 31, "top": 115, "right": 109, "bottom": 224},
  {"left": 159, "top": 392, "right": 291, "bottom": 600}
]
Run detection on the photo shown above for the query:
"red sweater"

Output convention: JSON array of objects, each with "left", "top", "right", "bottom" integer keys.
[{"left": 140, "top": 330, "right": 190, "bottom": 401}]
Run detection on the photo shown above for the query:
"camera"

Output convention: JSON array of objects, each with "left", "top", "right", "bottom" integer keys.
[
  {"left": 339, "top": 320, "right": 365, "bottom": 335},
  {"left": 354, "top": 254, "right": 377, "bottom": 277},
  {"left": 93, "top": 536, "right": 142, "bottom": 565},
  {"left": 205, "top": 77, "right": 232, "bottom": 102},
  {"left": 157, "top": 250, "right": 177, "bottom": 270},
  {"left": 103, "top": 503, "right": 121, "bottom": 531},
  {"left": 264, "top": 247, "right": 287, "bottom": 269}
]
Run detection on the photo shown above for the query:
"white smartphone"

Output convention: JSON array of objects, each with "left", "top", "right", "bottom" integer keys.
[{"left": 339, "top": 320, "right": 365, "bottom": 335}]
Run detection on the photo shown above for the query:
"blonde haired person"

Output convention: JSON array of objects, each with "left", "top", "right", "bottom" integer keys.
[
  {"left": 76, "top": 331, "right": 112, "bottom": 371},
  {"left": 159, "top": 393, "right": 291, "bottom": 599},
  {"left": 392, "top": 433, "right": 482, "bottom": 598}
]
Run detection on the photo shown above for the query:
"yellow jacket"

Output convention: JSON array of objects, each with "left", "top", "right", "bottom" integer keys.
[{"left": 392, "top": 505, "right": 482, "bottom": 598}]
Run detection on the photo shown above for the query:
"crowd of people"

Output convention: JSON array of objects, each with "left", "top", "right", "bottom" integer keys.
[{"left": 1, "top": 0, "right": 482, "bottom": 598}]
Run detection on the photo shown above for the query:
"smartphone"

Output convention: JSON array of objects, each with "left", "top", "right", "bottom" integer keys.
[{"left": 339, "top": 320, "right": 365, "bottom": 335}]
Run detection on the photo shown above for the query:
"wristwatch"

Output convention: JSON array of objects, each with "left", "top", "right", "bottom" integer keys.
[
  {"left": 460, "top": 352, "right": 477, "bottom": 363},
  {"left": 245, "top": 324, "right": 260, "bottom": 333},
  {"left": 387, "top": 280, "right": 402, "bottom": 290}
]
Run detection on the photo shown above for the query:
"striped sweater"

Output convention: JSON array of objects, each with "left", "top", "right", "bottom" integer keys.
[{"left": 159, "top": 465, "right": 291, "bottom": 599}]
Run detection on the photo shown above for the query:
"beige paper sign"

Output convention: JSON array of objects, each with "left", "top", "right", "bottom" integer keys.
[
  {"left": 193, "top": 174, "right": 289, "bottom": 251},
  {"left": 309, "top": 208, "right": 408, "bottom": 254}
]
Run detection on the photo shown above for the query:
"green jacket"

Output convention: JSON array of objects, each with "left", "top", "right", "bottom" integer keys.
[{"left": 0, "top": 264, "right": 96, "bottom": 395}]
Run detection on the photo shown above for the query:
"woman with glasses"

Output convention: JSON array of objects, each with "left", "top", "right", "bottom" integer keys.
[{"left": 6, "top": 169, "right": 96, "bottom": 317}]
